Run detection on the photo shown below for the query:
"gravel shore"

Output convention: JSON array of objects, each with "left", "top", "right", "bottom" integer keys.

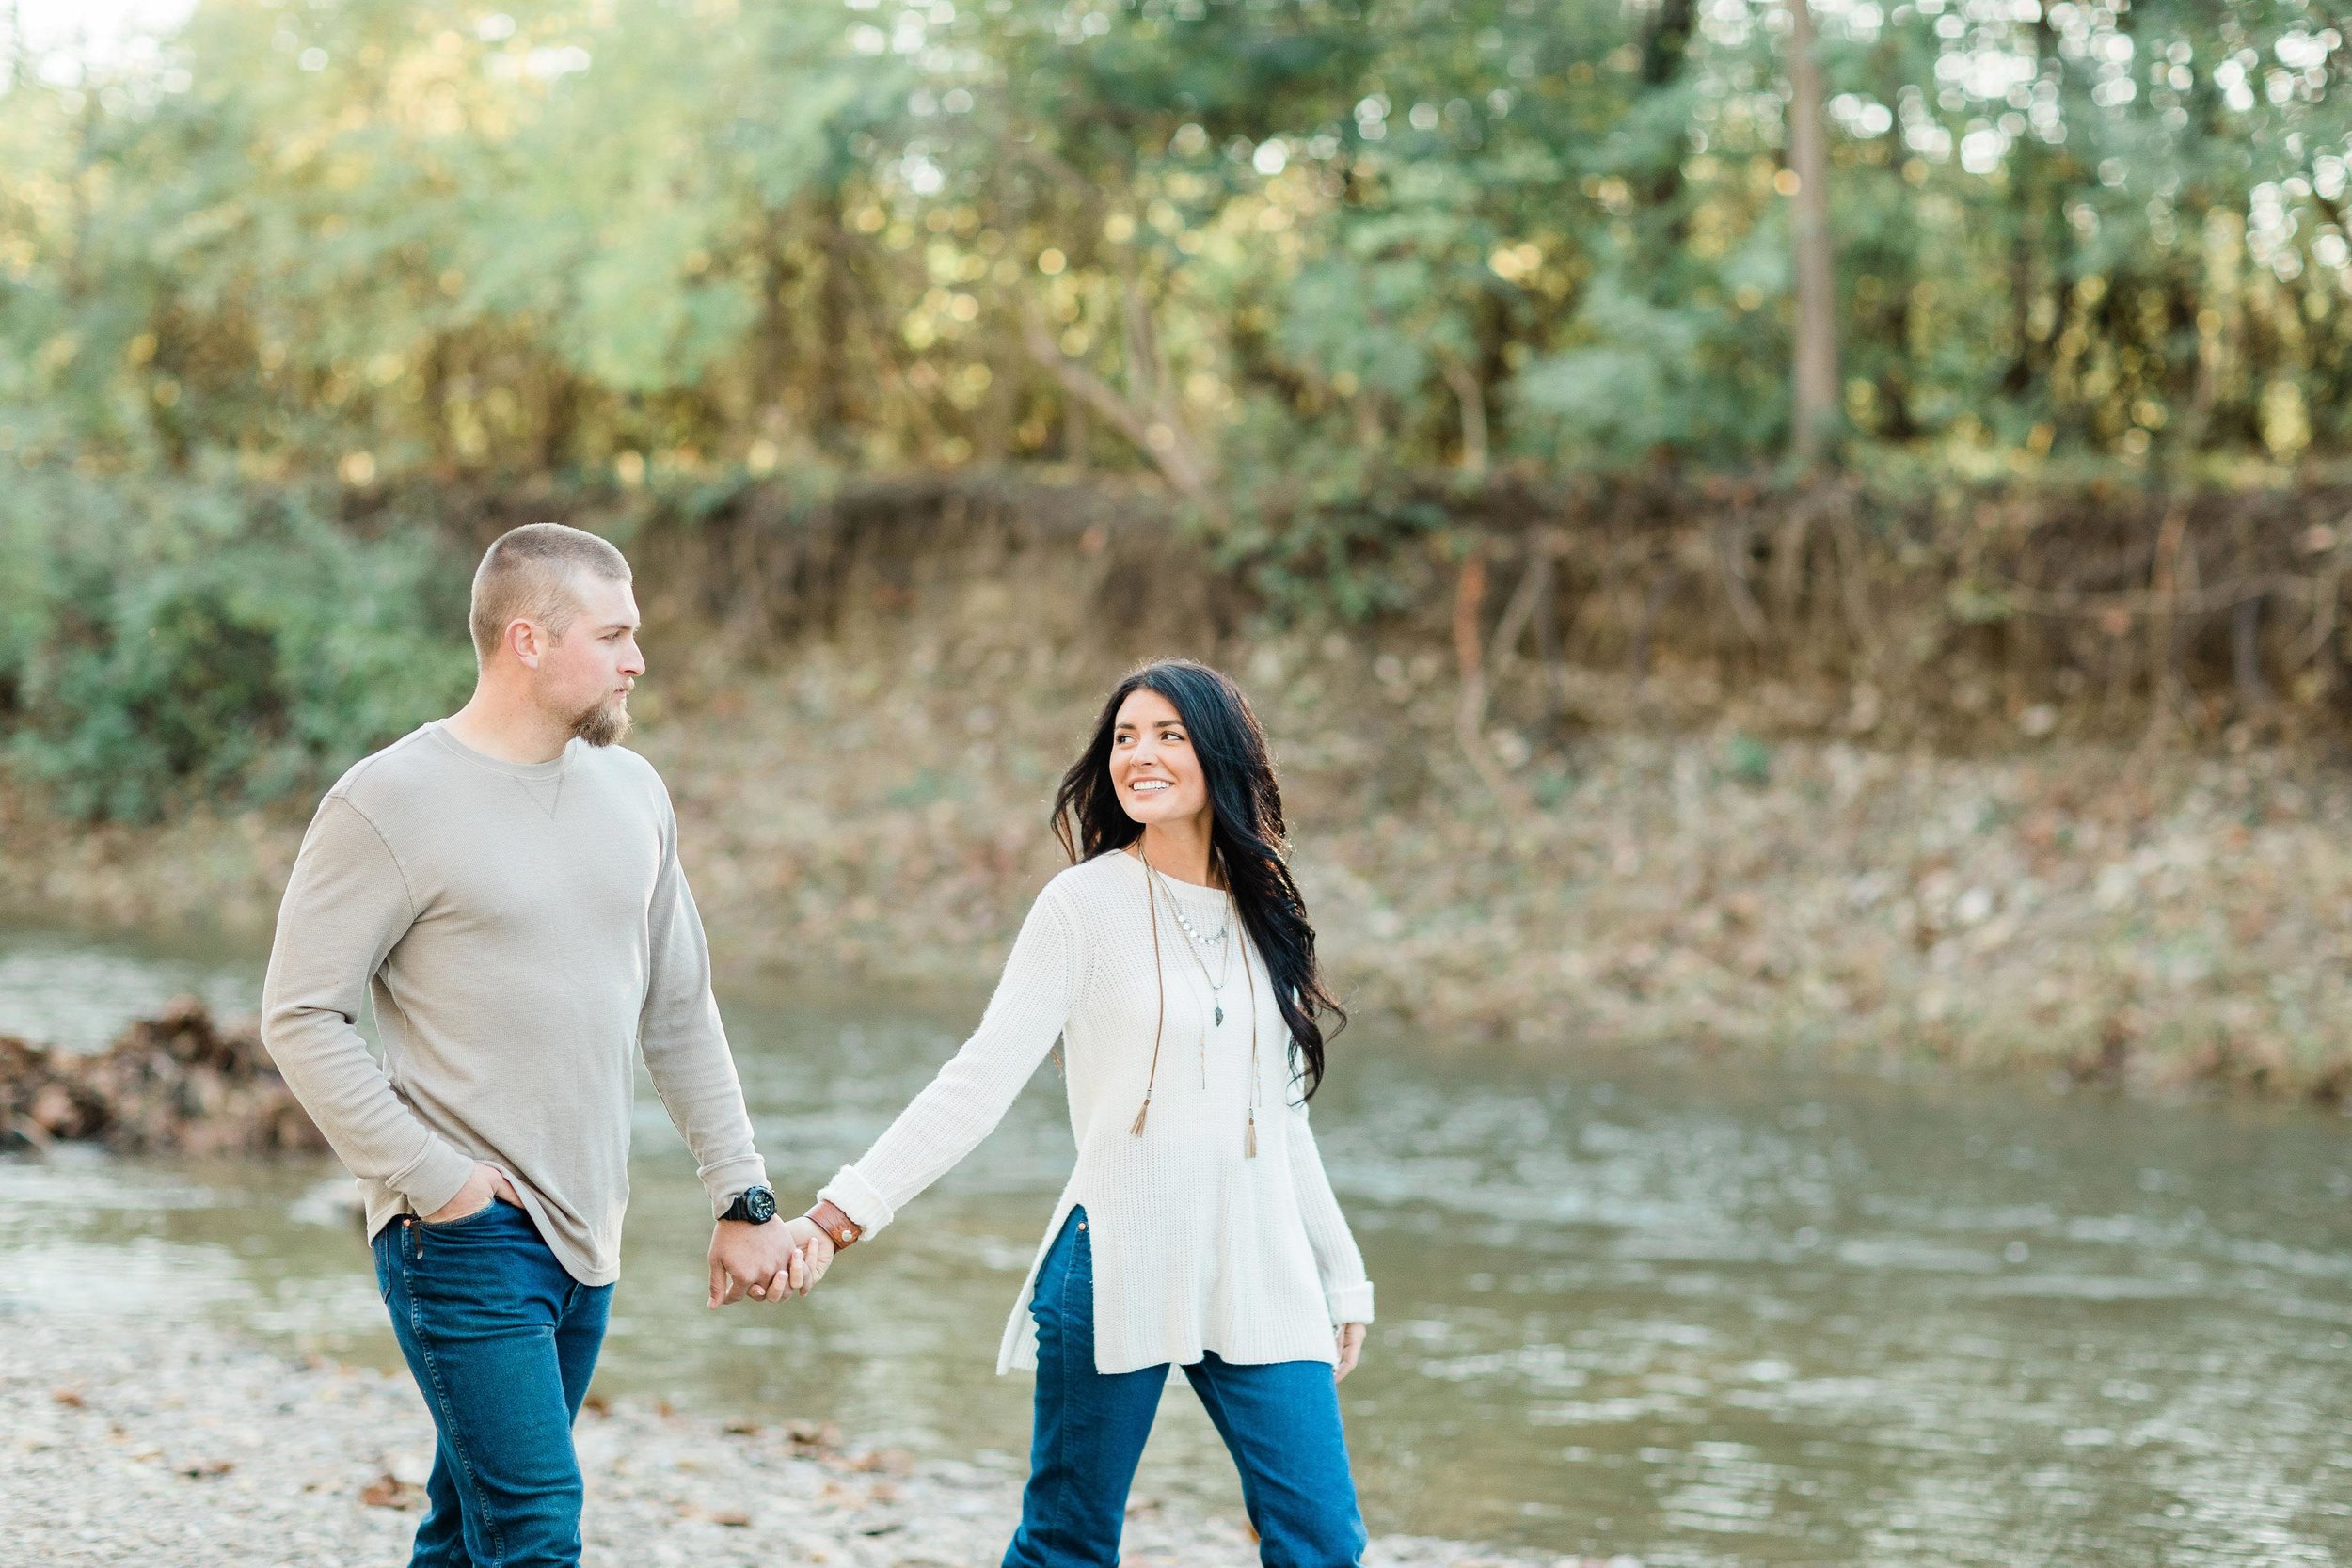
[{"left": 0, "top": 1306, "right": 1583, "bottom": 1568}]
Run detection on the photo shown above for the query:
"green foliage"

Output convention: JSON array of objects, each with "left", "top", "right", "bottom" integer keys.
[
  {"left": 1518, "top": 278, "right": 1724, "bottom": 457},
  {"left": 1210, "top": 483, "right": 1454, "bottom": 623},
  {"left": 7, "top": 0, "right": 2350, "bottom": 494},
  {"left": 1724, "top": 734, "right": 1775, "bottom": 788},
  {"left": 0, "top": 476, "right": 473, "bottom": 821},
  {"left": 5, "top": 0, "right": 2352, "bottom": 817}
]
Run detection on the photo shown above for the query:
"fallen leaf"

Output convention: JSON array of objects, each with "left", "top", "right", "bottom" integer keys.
[
  {"left": 786, "top": 1418, "right": 840, "bottom": 1449},
  {"left": 361, "top": 1474, "right": 423, "bottom": 1511}
]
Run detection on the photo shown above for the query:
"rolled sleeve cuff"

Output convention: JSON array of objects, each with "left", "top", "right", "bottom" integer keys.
[
  {"left": 699, "top": 1153, "right": 771, "bottom": 1221},
  {"left": 1326, "top": 1280, "right": 1375, "bottom": 1325},
  {"left": 397, "top": 1139, "right": 481, "bottom": 1221},
  {"left": 815, "top": 1164, "right": 898, "bottom": 1237}
]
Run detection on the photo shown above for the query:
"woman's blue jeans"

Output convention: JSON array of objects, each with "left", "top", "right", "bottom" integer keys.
[
  {"left": 371, "top": 1199, "right": 613, "bottom": 1568},
  {"left": 1003, "top": 1207, "right": 1369, "bottom": 1568}
]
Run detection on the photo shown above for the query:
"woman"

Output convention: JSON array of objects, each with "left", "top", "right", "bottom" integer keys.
[{"left": 794, "top": 658, "right": 1375, "bottom": 1568}]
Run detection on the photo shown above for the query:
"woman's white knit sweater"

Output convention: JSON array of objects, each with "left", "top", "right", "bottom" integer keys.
[{"left": 818, "top": 848, "right": 1375, "bottom": 1376}]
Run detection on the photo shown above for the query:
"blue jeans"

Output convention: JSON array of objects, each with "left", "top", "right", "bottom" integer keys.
[
  {"left": 371, "top": 1199, "right": 613, "bottom": 1568},
  {"left": 1003, "top": 1207, "right": 1368, "bottom": 1568}
]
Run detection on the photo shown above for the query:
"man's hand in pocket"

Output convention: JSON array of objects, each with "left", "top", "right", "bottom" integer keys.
[{"left": 422, "top": 1162, "right": 521, "bottom": 1224}]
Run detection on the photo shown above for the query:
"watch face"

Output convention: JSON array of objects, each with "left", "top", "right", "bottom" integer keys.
[{"left": 742, "top": 1186, "right": 777, "bottom": 1225}]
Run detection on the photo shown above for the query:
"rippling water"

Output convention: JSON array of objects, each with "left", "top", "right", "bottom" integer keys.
[{"left": 2, "top": 925, "right": 2349, "bottom": 1563}]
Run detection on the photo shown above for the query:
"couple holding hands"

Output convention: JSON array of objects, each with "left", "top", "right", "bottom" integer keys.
[{"left": 261, "top": 523, "right": 1376, "bottom": 1568}]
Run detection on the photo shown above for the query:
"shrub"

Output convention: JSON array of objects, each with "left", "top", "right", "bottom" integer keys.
[{"left": 0, "top": 473, "right": 473, "bottom": 822}]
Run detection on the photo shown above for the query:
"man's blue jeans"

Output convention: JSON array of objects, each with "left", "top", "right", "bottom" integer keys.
[
  {"left": 371, "top": 1199, "right": 613, "bottom": 1568},
  {"left": 1003, "top": 1207, "right": 1369, "bottom": 1568}
]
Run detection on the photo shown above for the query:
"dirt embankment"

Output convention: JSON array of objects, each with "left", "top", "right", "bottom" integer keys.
[{"left": 9, "top": 472, "right": 2352, "bottom": 1103}]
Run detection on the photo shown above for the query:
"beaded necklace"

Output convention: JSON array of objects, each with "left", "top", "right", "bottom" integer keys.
[{"left": 1152, "top": 862, "right": 1233, "bottom": 1027}]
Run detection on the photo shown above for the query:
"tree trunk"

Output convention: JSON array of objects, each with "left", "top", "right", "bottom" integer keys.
[
  {"left": 2001, "top": 209, "right": 2037, "bottom": 396},
  {"left": 1440, "top": 359, "right": 1489, "bottom": 477},
  {"left": 534, "top": 366, "right": 577, "bottom": 474},
  {"left": 817, "top": 214, "right": 858, "bottom": 453},
  {"left": 752, "top": 211, "right": 794, "bottom": 420},
  {"left": 1020, "top": 294, "right": 1216, "bottom": 508},
  {"left": 1632, "top": 0, "right": 1698, "bottom": 285},
  {"left": 1641, "top": 0, "right": 1695, "bottom": 87},
  {"left": 1063, "top": 385, "right": 1089, "bottom": 470},
  {"left": 1785, "top": 0, "right": 1839, "bottom": 469}
]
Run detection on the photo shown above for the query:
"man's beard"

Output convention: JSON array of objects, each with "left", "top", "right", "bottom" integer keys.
[{"left": 568, "top": 694, "right": 630, "bottom": 748}]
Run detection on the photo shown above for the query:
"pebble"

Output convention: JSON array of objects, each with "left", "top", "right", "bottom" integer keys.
[{"left": 0, "top": 1307, "right": 1587, "bottom": 1568}]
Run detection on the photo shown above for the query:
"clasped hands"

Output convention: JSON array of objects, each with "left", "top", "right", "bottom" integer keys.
[
  {"left": 707, "top": 1212, "right": 835, "bottom": 1308},
  {"left": 426, "top": 1163, "right": 834, "bottom": 1308}
]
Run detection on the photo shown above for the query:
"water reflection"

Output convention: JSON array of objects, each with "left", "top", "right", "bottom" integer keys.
[
  {"left": 1, "top": 928, "right": 2349, "bottom": 1562},
  {"left": 0, "top": 929, "right": 261, "bottom": 1053}
]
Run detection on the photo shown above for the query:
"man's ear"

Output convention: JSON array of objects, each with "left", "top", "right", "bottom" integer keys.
[{"left": 506, "top": 618, "right": 546, "bottom": 669}]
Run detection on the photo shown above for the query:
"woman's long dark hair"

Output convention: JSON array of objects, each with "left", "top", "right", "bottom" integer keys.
[{"left": 1051, "top": 658, "right": 1344, "bottom": 1099}]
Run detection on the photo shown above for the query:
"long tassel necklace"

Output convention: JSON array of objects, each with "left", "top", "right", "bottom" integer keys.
[
  {"left": 1131, "top": 845, "right": 1168, "bottom": 1137},
  {"left": 1131, "top": 843, "right": 1262, "bottom": 1157}
]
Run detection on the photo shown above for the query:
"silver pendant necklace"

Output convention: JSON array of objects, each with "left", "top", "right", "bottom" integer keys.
[
  {"left": 1170, "top": 907, "right": 1232, "bottom": 1020},
  {"left": 1151, "top": 864, "right": 1232, "bottom": 1024}
]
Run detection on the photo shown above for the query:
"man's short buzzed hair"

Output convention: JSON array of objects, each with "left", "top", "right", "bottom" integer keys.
[{"left": 469, "top": 524, "right": 632, "bottom": 663}]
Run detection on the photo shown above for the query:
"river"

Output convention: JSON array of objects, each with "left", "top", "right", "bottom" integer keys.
[{"left": 1, "top": 925, "right": 2348, "bottom": 1565}]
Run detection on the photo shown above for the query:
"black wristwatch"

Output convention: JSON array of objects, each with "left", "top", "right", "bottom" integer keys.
[{"left": 720, "top": 1185, "right": 778, "bottom": 1225}]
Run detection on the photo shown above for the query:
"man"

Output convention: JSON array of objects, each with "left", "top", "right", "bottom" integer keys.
[{"left": 262, "top": 522, "right": 825, "bottom": 1568}]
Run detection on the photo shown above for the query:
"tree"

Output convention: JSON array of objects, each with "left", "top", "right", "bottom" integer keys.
[
  {"left": 1785, "top": 0, "right": 1838, "bottom": 469},
  {"left": 6, "top": 0, "right": 2352, "bottom": 491}
]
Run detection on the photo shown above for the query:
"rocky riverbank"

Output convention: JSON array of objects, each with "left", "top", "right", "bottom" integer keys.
[
  {"left": 0, "top": 1307, "right": 1582, "bottom": 1568},
  {"left": 0, "top": 997, "right": 323, "bottom": 1156},
  {"left": 9, "top": 627, "right": 2352, "bottom": 1102}
]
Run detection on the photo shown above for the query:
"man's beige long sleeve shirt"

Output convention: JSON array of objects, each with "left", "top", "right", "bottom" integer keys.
[{"left": 260, "top": 721, "right": 767, "bottom": 1285}]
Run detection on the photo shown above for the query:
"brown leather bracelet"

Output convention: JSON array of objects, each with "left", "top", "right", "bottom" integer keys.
[{"left": 806, "top": 1199, "right": 863, "bottom": 1250}]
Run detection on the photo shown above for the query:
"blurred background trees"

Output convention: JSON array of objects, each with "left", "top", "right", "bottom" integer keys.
[
  {"left": 7, "top": 0, "right": 2350, "bottom": 489},
  {"left": 8, "top": 0, "right": 2352, "bottom": 817}
]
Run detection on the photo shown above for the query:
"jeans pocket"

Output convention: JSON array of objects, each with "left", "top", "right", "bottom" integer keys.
[
  {"left": 419, "top": 1196, "right": 508, "bottom": 1231},
  {"left": 1058, "top": 1208, "right": 1093, "bottom": 1300},
  {"left": 401, "top": 1205, "right": 536, "bottom": 1311},
  {"left": 1032, "top": 1209, "right": 1089, "bottom": 1327}
]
